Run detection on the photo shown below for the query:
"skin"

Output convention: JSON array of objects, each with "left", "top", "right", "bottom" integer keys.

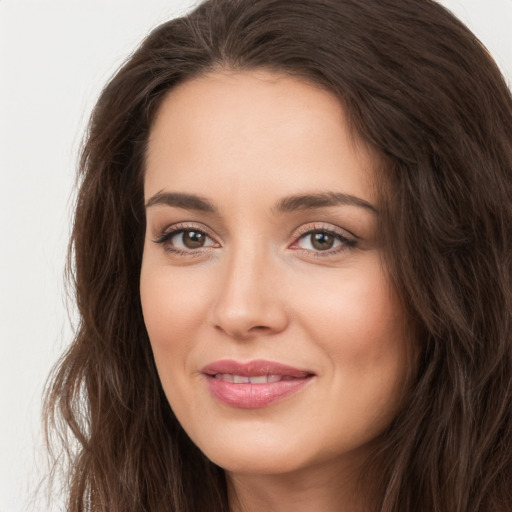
[{"left": 140, "top": 69, "right": 410, "bottom": 512}]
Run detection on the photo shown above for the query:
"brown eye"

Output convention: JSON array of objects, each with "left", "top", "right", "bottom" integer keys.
[
  {"left": 181, "top": 230, "right": 206, "bottom": 248},
  {"left": 154, "top": 227, "right": 217, "bottom": 252},
  {"left": 310, "top": 231, "right": 335, "bottom": 251},
  {"left": 293, "top": 227, "right": 353, "bottom": 254}
]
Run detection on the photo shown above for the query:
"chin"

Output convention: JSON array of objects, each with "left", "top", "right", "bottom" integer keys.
[
  {"left": 189, "top": 424, "right": 311, "bottom": 475},
  {"left": 206, "top": 447, "right": 308, "bottom": 476}
]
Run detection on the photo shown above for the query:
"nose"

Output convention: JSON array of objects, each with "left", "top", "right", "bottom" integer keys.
[{"left": 211, "top": 246, "right": 289, "bottom": 340}]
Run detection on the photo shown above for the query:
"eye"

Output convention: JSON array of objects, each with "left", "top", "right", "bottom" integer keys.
[
  {"left": 170, "top": 230, "right": 212, "bottom": 249},
  {"left": 291, "top": 225, "right": 357, "bottom": 256},
  {"left": 297, "top": 230, "right": 343, "bottom": 251},
  {"left": 153, "top": 225, "right": 218, "bottom": 254}
]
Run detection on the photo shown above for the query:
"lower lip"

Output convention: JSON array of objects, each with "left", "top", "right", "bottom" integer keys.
[{"left": 204, "top": 375, "right": 313, "bottom": 408}]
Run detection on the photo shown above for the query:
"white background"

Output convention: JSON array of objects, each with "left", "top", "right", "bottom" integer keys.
[{"left": 0, "top": 1, "right": 511, "bottom": 511}]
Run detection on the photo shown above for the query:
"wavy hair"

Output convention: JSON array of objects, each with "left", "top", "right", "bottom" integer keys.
[{"left": 44, "top": 0, "right": 512, "bottom": 510}]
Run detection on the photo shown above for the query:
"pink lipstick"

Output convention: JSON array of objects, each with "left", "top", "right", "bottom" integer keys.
[{"left": 201, "top": 359, "right": 314, "bottom": 408}]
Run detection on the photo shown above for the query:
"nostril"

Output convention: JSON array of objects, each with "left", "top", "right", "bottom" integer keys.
[
  {"left": 214, "top": 323, "right": 275, "bottom": 340},
  {"left": 212, "top": 296, "right": 289, "bottom": 339}
]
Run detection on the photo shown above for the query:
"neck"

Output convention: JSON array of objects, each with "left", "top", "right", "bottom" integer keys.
[{"left": 227, "top": 461, "right": 373, "bottom": 512}]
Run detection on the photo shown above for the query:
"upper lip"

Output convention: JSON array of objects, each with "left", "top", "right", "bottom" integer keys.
[{"left": 201, "top": 359, "right": 313, "bottom": 378}]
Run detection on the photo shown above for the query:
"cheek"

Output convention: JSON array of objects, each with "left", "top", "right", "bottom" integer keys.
[
  {"left": 139, "top": 260, "right": 209, "bottom": 361},
  {"left": 310, "top": 268, "right": 409, "bottom": 437},
  {"left": 295, "top": 259, "right": 407, "bottom": 378}
]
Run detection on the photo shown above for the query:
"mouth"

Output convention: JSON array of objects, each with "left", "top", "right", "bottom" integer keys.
[
  {"left": 212, "top": 374, "right": 300, "bottom": 383},
  {"left": 201, "top": 359, "right": 315, "bottom": 408}
]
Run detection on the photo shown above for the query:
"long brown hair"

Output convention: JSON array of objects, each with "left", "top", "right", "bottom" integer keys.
[{"left": 44, "top": 0, "right": 512, "bottom": 510}]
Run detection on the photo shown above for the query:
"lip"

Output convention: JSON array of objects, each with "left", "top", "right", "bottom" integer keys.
[{"left": 201, "top": 359, "right": 315, "bottom": 408}]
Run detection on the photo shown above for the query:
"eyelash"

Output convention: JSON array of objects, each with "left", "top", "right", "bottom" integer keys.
[
  {"left": 290, "top": 224, "right": 357, "bottom": 258},
  {"left": 153, "top": 223, "right": 358, "bottom": 258},
  {"left": 153, "top": 223, "right": 218, "bottom": 257}
]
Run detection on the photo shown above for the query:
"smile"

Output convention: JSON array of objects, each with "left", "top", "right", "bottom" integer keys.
[
  {"left": 202, "top": 359, "right": 314, "bottom": 408},
  {"left": 214, "top": 374, "right": 297, "bottom": 383}
]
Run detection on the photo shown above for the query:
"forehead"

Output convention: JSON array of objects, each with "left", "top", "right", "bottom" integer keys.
[{"left": 145, "top": 69, "right": 376, "bottom": 204}]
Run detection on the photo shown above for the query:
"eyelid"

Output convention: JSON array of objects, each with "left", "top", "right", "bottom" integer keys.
[
  {"left": 291, "top": 222, "right": 357, "bottom": 242},
  {"left": 289, "top": 222, "right": 358, "bottom": 256},
  {"left": 151, "top": 221, "right": 357, "bottom": 258},
  {"left": 152, "top": 222, "right": 220, "bottom": 247}
]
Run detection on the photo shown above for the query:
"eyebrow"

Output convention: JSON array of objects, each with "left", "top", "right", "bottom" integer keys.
[
  {"left": 145, "top": 190, "right": 378, "bottom": 215},
  {"left": 274, "top": 192, "right": 378, "bottom": 214},
  {"left": 145, "top": 191, "right": 217, "bottom": 212}
]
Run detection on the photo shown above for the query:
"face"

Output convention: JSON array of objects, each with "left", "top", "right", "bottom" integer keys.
[{"left": 140, "top": 70, "right": 410, "bottom": 479}]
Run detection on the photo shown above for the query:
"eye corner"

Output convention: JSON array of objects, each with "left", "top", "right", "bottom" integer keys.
[
  {"left": 150, "top": 222, "right": 221, "bottom": 258},
  {"left": 289, "top": 223, "right": 358, "bottom": 258}
]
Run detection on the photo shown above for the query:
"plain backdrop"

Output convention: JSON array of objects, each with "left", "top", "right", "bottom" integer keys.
[{"left": 0, "top": 1, "right": 511, "bottom": 511}]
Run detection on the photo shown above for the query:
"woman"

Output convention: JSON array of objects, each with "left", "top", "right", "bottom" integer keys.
[{"left": 44, "top": 0, "right": 512, "bottom": 511}]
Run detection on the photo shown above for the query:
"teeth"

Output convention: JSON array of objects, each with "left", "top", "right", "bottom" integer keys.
[
  {"left": 214, "top": 374, "right": 284, "bottom": 384},
  {"left": 248, "top": 375, "right": 268, "bottom": 384}
]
